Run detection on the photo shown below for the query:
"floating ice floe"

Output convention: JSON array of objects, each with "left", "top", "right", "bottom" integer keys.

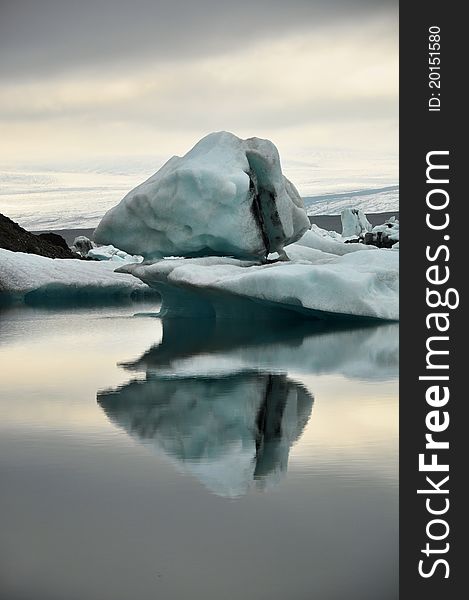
[
  {"left": 118, "top": 244, "right": 399, "bottom": 321},
  {"left": 70, "top": 235, "right": 142, "bottom": 263},
  {"left": 293, "top": 225, "right": 376, "bottom": 257},
  {"left": 87, "top": 244, "right": 142, "bottom": 263},
  {"left": 94, "top": 131, "right": 310, "bottom": 260},
  {"left": 0, "top": 249, "right": 152, "bottom": 304}
]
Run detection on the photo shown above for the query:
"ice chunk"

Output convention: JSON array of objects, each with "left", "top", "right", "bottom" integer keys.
[
  {"left": 371, "top": 218, "right": 399, "bottom": 244},
  {"left": 87, "top": 244, "right": 142, "bottom": 263},
  {"left": 94, "top": 131, "right": 310, "bottom": 260},
  {"left": 341, "top": 208, "right": 372, "bottom": 237},
  {"left": 118, "top": 248, "right": 399, "bottom": 321},
  {"left": 290, "top": 226, "right": 375, "bottom": 256},
  {"left": 71, "top": 235, "right": 94, "bottom": 256},
  {"left": 0, "top": 249, "right": 153, "bottom": 304},
  {"left": 309, "top": 223, "right": 343, "bottom": 241},
  {"left": 70, "top": 235, "right": 143, "bottom": 262}
]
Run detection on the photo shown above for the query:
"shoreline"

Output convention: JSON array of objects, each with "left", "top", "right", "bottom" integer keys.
[
  {"left": 29, "top": 227, "right": 96, "bottom": 246},
  {"left": 30, "top": 211, "right": 399, "bottom": 245}
]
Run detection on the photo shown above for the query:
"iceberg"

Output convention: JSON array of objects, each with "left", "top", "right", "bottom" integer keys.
[
  {"left": 90, "top": 133, "right": 398, "bottom": 321},
  {"left": 0, "top": 248, "right": 153, "bottom": 304},
  {"left": 337, "top": 210, "right": 399, "bottom": 248},
  {"left": 118, "top": 246, "right": 398, "bottom": 321},
  {"left": 94, "top": 131, "right": 310, "bottom": 260},
  {"left": 341, "top": 207, "right": 372, "bottom": 238}
]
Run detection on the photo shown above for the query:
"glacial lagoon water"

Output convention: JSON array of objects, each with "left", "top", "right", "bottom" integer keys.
[{"left": 0, "top": 303, "right": 398, "bottom": 599}]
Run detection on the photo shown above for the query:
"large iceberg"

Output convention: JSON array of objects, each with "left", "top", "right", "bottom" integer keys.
[
  {"left": 0, "top": 248, "right": 153, "bottom": 304},
  {"left": 91, "top": 132, "right": 398, "bottom": 321},
  {"left": 94, "top": 131, "right": 310, "bottom": 260}
]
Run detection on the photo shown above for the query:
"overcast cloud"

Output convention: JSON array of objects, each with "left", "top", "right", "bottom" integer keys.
[{"left": 0, "top": 0, "right": 398, "bottom": 171}]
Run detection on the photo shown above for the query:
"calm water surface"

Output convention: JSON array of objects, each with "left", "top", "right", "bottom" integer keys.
[{"left": 0, "top": 303, "right": 398, "bottom": 600}]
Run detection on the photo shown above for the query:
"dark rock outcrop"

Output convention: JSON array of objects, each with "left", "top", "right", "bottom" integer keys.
[
  {"left": 0, "top": 213, "right": 80, "bottom": 259},
  {"left": 36, "top": 232, "right": 71, "bottom": 252}
]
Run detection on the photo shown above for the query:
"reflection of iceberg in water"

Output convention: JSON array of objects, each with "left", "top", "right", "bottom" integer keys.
[
  {"left": 123, "top": 318, "right": 399, "bottom": 381},
  {"left": 98, "top": 318, "right": 397, "bottom": 497},
  {"left": 98, "top": 372, "right": 313, "bottom": 497}
]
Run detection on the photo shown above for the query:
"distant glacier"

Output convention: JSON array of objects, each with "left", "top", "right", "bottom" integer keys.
[{"left": 304, "top": 185, "right": 399, "bottom": 216}]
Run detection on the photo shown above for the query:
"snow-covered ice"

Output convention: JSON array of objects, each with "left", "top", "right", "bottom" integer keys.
[
  {"left": 0, "top": 249, "right": 152, "bottom": 304},
  {"left": 371, "top": 217, "right": 399, "bottom": 244},
  {"left": 87, "top": 244, "right": 142, "bottom": 263},
  {"left": 118, "top": 244, "right": 399, "bottom": 321},
  {"left": 94, "top": 132, "right": 310, "bottom": 260},
  {"left": 70, "top": 235, "right": 143, "bottom": 262},
  {"left": 293, "top": 225, "right": 375, "bottom": 256}
]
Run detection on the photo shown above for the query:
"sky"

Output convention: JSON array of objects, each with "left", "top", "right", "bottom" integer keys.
[{"left": 0, "top": 0, "right": 398, "bottom": 177}]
